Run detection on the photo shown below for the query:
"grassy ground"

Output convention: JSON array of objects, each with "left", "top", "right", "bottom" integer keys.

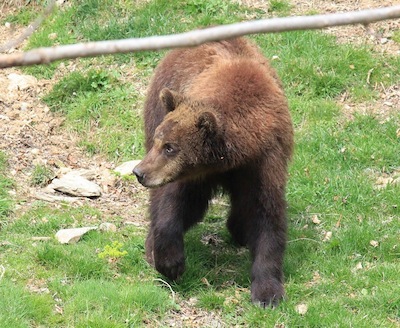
[{"left": 1, "top": 0, "right": 399, "bottom": 327}]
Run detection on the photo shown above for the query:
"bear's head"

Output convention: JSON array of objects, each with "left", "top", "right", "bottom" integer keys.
[{"left": 134, "top": 88, "right": 225, "bottom": 188}]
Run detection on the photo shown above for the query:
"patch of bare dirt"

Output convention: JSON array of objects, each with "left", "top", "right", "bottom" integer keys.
[
  {"left": 0, "top": 22, "right": 148, "bottom": 226},
  {"left": 340, "top": 84, "right": 400, "bottom": 122}
]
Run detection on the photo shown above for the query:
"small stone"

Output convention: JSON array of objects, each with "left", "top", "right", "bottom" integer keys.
[
  {"left": 323, "top": 231, "right": 332, "bottom": 242},
  {"left": 295, "top": 303, "right": 308, "bottom": 315},
  {"left": 20, "top": 102, "right": 30, "bottom": 110},
  {"left": 48, "top": 33, "right": 58, "bottom": 40},
  {"left": 55, "top": 227, "right": 97, "bottom": 244},
  {"left": 311, "top": 214, "right": 321, "bottom": 225},
  {"left": 99, "top": 222, "right": 117, "bottom": 232},
  {"left": 48, "top": 175, "right": 101, "bottom": 197},
  {"left": 114, "top": 160, "right": 141, "bottom": 176},
  {"left": 7, "top": 73, "right": 37, "bottom": 91},
  {"left": 64, "top": 169, "right": 97, "bottom": 180},
  {"left": 369, "top": 240, "right": 379, "bottom": 248},
  {"left": 380, "top": 37, "right": 388, "bottom": 44},
  {"left": 34, "top": 188, "right": 80, "bottom": 203}
]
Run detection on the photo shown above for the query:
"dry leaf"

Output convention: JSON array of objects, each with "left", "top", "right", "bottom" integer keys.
[
  {"left": 295, "top": 303, "right": 308, "bottom": 315},
  {"left": 335, "top": 216, "right": 342, "bottom": 228},
  {"left": 311, "top": 214, "right": 321, "bottom": 225},
  {"left": 355, "top": 262, "right": 363, "bottom": 270},
  {"left": 306, "top": 271, "right": 322, "bottom": 287},
  {"left": 201, "top": 277, "right": 211, "bottom": 287},
  {"left": 369, "top": 240, "right": 379, "bottom": 248},
  {"left": 323, "top": 231, "right": 332, "bottom": 242},
  {"left": 54, "top": 304, "right": 63, "bottom": 315}
]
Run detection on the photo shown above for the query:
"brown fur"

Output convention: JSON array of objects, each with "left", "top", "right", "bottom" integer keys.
[{"left": 134, "top": 37, "right": 293, "bottom": 307}]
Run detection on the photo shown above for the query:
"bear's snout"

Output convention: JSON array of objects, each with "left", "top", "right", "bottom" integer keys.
[{"left": 133, "top": 166, "right": 145, "bottom": 185}]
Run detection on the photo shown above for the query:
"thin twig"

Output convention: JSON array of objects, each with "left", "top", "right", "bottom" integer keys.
[
  {"left": 0, "top": 5, "right": 399, "bottom": 68},
  {"left": 0, "top": 0, "right": 56, "bottom": 53},
  {"left": 367, "top": 68, "right": 374, "bottom": 85},
  {"left": 153, "top": 278, "right": 176, "bottom": 303}
]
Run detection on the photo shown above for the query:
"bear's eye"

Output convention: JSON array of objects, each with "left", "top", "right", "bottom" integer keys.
[{"left": 163, "top": 143, "right": 178, "bottom": 156}]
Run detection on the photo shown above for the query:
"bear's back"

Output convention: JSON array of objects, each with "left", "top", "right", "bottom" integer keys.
[{"left": 143, "top": 38, "right": 288, "bottom": 153}]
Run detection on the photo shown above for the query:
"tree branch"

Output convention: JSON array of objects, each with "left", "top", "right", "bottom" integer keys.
[
  {"left": 0, "top": 5, "right": 399, "bottom": 69},
  {"left": 0, "top": 0, "right": 56, "bottom": 53}
]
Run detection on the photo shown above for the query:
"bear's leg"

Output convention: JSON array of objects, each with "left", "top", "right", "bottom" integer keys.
[
  {"left": 146, "top": 181, "right": 212, "bottom": 281},
  {"left": 227, "top": 167, "right": 287, "bottom": 307}
]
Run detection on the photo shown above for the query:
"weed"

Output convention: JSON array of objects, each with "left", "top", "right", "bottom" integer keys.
[
  {"left": 393, "top": 29, "right": 400, "bottom": 44},
  {"left": 30, "top": 164, "right": 54, "bottom": 187},
  {"left": 98, "top": 241, "right": 128, "bottom": 261},
  {"left": 43, "top": 69, "right": 116, "bottom": 113},
  {"left": 0, "top": 152, "right": 13, "bottom": 219},
  {"left": 269, "top": 0, "right": 291, "bottom": 15}
]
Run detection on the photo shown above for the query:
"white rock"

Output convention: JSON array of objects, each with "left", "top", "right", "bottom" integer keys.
[
  {"left": 34, "top": 189, "right": 80, "bottom": 203},
  {"left": 7, "top": 73, "right": 37, "bottom": 91},
  {"left": 114, "top": 160, "right": 141, "bottom": 176},
  {"left": 55, "top": 227, "right": 97, "bottom": 244},
  {"left": 99, "top": 222, "right": 117, "bottom": 232},
  {"left": 64, "top": 169, "right": 97, "bottom": 180},
  {"left": 48, "top": 175, "right": 102, "bottom": 197}
]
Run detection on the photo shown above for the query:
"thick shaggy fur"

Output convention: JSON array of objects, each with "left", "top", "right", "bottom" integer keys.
[{"left": 134, "top": 37, "right": 293, "bottom": 307}]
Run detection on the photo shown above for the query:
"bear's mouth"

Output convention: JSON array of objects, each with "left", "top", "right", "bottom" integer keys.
[{"left": 135, "top": 174, "right": 176, "bottom": 189}]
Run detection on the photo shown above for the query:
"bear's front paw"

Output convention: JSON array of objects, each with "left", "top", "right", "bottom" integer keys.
[
  {"left": 154, "top": 245, "right": 185, "bottom": 281},
  {"left": 251, "top": 278, "right": 284, "bottom": 308}
]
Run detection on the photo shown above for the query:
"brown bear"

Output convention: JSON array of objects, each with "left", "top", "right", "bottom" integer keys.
[{"left": 133, "top": 37, "right": 293, "bottom": 307}]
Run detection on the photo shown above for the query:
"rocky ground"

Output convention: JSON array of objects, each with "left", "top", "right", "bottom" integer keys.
[{"left": 0, "top": 17, "right": 149, "bottom": 227}]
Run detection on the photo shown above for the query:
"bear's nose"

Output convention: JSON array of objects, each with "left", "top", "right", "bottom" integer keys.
[{"left": 133, "top": 167, "right": 145, "bottom": 184}]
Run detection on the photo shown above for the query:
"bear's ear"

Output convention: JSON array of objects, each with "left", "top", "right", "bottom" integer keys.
[
  {"left": 196, "top": 111, "right": 218, "bottom": 134},
  {"left": 160, "top": 88, "right": 182, "bottom": 112}
]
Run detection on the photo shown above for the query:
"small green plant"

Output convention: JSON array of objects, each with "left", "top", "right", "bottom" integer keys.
[
  {"left": 269, "top": 0, "right": 291, "bottom": 15},
  {"left": 0, "top": 152, "right": 13, "bottom": 218},
  {"left": 43, "top": 69, "right": 116, "bottom": 113},
  {"left": 30, "top": 164, "right": 54, "bottom": 187},
  {"left": 98, "top": 241, "right": 128, "bottom": 262},
  {"left": 393, "top": 29, "right": 400, "bottom": 44}
]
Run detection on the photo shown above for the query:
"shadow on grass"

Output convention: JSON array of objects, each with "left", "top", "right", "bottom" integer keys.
[{"left": 162, "top": 214, "right": 318, "bottom": 299}]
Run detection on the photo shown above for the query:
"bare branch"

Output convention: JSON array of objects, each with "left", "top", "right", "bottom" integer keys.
[
  {"left": 0, "top": 0, "right": 56, "bottom": 53},
  {"left": 0, "top": 5, "right": 399, "bottom": 69}
]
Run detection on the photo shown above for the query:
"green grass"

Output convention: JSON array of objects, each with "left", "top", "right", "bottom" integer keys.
[
  {"left": 269, "top": 0, "right": 292, "bottom": 16},
  {"left": 30, "top": 164, "right": 54, "bottom": 187},
  {"left": 0, "top": 152, "right": 13, "bottom": 219},
  {"left": 393, "top": 29, "right": 400, "bottom": 44},
  {"left": 2, "top": 0, "right": 400, "bottom": 326}
]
